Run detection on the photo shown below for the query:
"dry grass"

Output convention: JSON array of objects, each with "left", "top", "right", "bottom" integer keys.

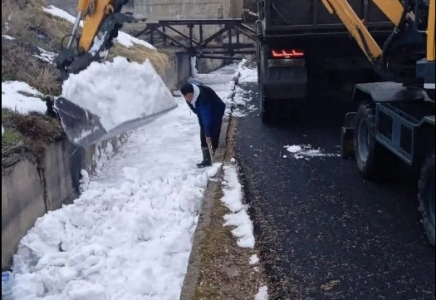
[
  {"left": 193, "top": 120, "right": 267, "bottom": 300},
  {"left": 2, "top": 40, "right": 62, "bottom": 95},
  {"left": 109, "top": 43, "right": 171, "bottom": 75},
  {"left": 2, "top": 109, "right": 63, "bottom": 159}
]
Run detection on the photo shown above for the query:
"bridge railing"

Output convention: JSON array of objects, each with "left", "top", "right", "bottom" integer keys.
[{"left": 134, "top": 19, "right": 256, "bottom": 60}]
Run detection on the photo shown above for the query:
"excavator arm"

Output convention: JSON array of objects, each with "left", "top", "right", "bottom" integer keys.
[
  {"left": 320, "top": 0, "right": 432, "bottom": 83},
  {"left": 54, "top": 0, "right": 135, "bottom": 77}
]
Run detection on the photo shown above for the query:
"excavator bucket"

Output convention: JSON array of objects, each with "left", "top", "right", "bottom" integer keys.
[{"left": 55, "top": 97, "right": 177, "bottom": 148}]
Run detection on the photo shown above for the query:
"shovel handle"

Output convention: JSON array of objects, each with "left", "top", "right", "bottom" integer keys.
[{"left": 207, "top": 141, "right": 214, "bottom": 164}]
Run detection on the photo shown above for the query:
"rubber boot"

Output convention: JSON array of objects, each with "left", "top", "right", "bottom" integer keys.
[{"left": 197, "top": 147, "right": 212, "bottom": 168}]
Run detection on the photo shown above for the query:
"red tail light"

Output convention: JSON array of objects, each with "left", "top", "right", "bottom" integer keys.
[{"left": 271, "top": 49, "right": 305, "bottom": 58}]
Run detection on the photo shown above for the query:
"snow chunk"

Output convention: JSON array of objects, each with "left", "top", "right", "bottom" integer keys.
[
  {"left": 238, "top": 60, "right": 258, "bottom": 83},
  {"left": 60, "top": 57, "right": 177, "bottom": 132},
  {"left": 2, "top": 34, "right": 15, "bottom": 40},
  {"left": 285, "top": 144, "right": 340, "bottom": 159},
  {"left": 43, "top": 5, "right": 155, "bottom": 50},
  {"left": 249, "top": 254, "right": 259, "bottom": 265},
  {"left": 43, "top": 5, "right": 77, "bottom": 23},
  {"left": 116, "top": 31, "right": 156, "bottom": 50},
  {"left": 221, "top": 164, "right": 255, "bottom": 249},
  {"left": 254, "top": 286, "right": 269, "bottom": 300},
  {"left": 287, "top": 145, "right": 302, "bottom": 153},
  {"left": 1, "top": 81, "right": 47, "bottom": 114},
  {"left": 33, "top": 47, "right": 56, "bottom": 63}
]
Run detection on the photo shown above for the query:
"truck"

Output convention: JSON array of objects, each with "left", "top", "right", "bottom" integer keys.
[
  {"left": 255, "top": 0, "right": 394, "bottom": 123},
  {"left": 256, "top": 0, "right": 435, "bottom": 246}
]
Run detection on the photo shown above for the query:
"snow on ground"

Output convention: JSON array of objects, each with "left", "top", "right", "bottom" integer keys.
[
  {"left": 2, "top": 34, "right": 15, "bottom": 40},
  {"left": 12, "top": 97, "right": 222, "bottom": 300},
  {"left": 11, "top": 64, "right": 238, "bottom": 300},
  {"left": 249, "top": 255, "right": 259, "bottom": 265},
  {"left": 232, "top": 85, "right": 256, "bottom": 117},
  {"left": 284, "top": 144, "right": 340, "bottom": 160},
  {"left": 1, "top": 81, "right": 47, "bottom": 114},
  {"left": 238, "top": 61, "right": 258, "bottom": 84},
  {"left": 43, "top": 5, "right": 156, "bottom": 50},
  {"left": 34, "top": 47, "right": 57, "bottom": 63},
  {"left": 221, "top": 164, "right": 256, "bottom": 249},
  {"left": 254, "top": 286, "right": 269, "bottom": 300}
]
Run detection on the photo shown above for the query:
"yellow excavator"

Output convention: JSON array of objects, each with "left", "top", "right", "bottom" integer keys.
[
  {"left": 52, "top": 0, "right": 163, "bottom": 148},
  {"left": 319, "top": 0, "right": 435, "bottom": 246}
]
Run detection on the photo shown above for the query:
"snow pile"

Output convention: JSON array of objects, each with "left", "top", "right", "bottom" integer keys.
[
  {"left": 60, "top": 57, "right": 177, "bottom": 132},
  {"left": 221, "top": 164, "right": 255, "bottom": 249},
  {"left": 43, "top": 5, "right": 156, "bottom": 50},
  {"left": 285, "top": 144, "right": 340, "bottom": 159},
  {"left": 254, "top": 286, "right": 269, "bottom": 300},
  {"left": 1, "top": 81, "right": 47, "bottom": 114},
  {"left": 238, "top": 60, "right": 258, "bottom": 83},
  {"left": 12, "top": 95, "right": 221, "bottom": 300}
]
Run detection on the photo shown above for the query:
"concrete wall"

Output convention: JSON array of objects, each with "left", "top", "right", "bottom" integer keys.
[
  {"left": 45, "top": 0, "right": 243, "bottom": 20},
  {"left": 1, "top": 52, "right": 191, "bottom": 270}
]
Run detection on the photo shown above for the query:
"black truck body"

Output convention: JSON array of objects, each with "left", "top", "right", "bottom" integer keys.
[{"left": 256, "top": 0, "right": 394, "bottom": 118}]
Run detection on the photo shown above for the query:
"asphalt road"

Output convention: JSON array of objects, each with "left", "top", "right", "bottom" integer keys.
[{"left": 234, "top": 82, "right": 435, "bottom": 300}]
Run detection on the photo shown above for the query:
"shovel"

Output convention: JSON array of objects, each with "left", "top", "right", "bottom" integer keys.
[{"left": 207, "top": 140, "right": 215, "bottom": 165}]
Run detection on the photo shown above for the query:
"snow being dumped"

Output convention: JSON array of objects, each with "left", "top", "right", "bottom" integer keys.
[
  {"left": 60, "top": 57, "right": 177, "bottom": 132},
  {"left": 285, "top": 144, "right": 340, "bottom": 159},
  {"left": 1, "top": 81, "right": 47, "bottom": 115}
]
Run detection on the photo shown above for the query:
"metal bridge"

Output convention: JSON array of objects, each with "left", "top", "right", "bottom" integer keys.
[{"left": 134, "top": 19, "right": 257, "bottom": 60}]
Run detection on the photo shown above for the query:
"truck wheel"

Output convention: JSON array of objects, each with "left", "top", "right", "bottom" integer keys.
[
  {"left": 354, "top": 101, "right": 398, "bottom": 179},
  {"left": 418, "top": 152, "right": 435, "bottom": 247}
]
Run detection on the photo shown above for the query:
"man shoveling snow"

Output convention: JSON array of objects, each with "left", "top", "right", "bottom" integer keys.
[{"left": 181, "top": 82, "right": 226, "bottom": 168}]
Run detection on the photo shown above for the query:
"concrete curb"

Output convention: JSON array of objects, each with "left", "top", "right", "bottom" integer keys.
[{"left": 179, "top": 66, "right": 242, "bottom": 300}]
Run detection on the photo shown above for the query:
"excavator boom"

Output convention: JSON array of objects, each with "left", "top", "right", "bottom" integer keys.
[
  {"left": 320, "top": 0, "right": 433, "bottom": 85},
  {"left": 54, "top": 0, "right": 134, "bottom": 77}
]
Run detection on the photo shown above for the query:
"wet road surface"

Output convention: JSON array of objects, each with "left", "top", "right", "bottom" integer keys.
[{"left": 234, "top": 82, "right": 435, "bottom": 300}]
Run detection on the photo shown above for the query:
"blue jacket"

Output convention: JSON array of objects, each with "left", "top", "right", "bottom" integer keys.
[{"left": 187, "top": 85, "right": 226, "bottom": 137}]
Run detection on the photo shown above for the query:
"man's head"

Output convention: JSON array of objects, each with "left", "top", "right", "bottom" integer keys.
[{"left": 181, "top": 83, "right": 194, "bottom": 102}]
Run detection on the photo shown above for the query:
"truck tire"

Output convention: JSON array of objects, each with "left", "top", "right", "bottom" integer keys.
[
  {"left": 418, "top": 152, "right": 435, "bottom": 247},
  {"left": 354, "top": 101, "right": 398, "bottom": 180}
]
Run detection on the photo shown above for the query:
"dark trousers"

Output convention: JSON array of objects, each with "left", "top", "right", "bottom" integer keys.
[{"left": 200, "top": 116, "right": 223, "bottom": 151}]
